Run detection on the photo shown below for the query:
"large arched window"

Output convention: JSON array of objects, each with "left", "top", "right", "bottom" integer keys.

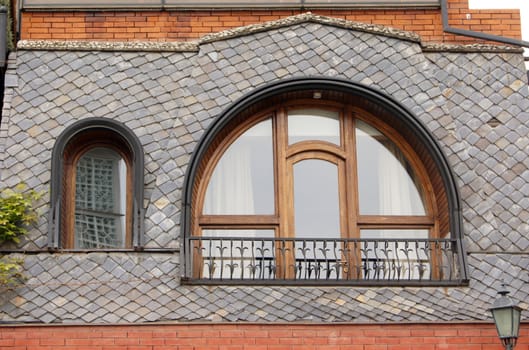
[
  {"left": 183, "top": 80, "right": 467, "bottom": 285},
  {"left": 49, "top": 118, "right": 144, "bottom": 250}
]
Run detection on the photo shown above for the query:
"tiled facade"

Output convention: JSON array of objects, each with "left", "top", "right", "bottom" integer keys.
[
  {"left": 1, "top": 14, "right": 528, "bottom": 326},
  {"left": 0, "top": 1, "right": 529, "bottom": 348}
]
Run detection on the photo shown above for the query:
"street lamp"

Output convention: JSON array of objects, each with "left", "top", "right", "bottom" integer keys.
[{"left": 489, "top": 283, "right": 522, "bottom": 350}]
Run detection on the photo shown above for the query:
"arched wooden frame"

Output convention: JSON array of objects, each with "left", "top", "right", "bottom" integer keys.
[
  {"left": 49, "top": 118, "right": 145, "bottom": 250},
  {"left": 61, "top": 131, "right": 133, "bottom": 249},
  {"left": 192, "top": 100, "right": 439, "bottom": 278},
  {"left": 182, "top": 77, "right": 467, "bottom": 283}
]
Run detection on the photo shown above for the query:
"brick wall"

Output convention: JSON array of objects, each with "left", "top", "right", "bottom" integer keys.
[
  {"left": 19, "top": 0, "right": 521, "bottom": 44},
  {"left": 1, "top": 323, "right": 528, "bottom": 350}
]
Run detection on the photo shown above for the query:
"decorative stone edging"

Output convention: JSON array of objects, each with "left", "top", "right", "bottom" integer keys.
[
  {"left": 16, "top": 39, "right": 199, "bottom": 52},
  {"left": 421, "top": 42, "right": 524, "bottom": 53}
]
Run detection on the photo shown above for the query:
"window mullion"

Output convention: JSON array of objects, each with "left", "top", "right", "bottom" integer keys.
[
  {"left": 344, "top": 108, "right": 359, "bottom": 239},
  {"left": 275, "top": 108, "right": 290, "bottom": 239},
  {"left": 275, "top": 108, "right": 294, "bottom": 279}
]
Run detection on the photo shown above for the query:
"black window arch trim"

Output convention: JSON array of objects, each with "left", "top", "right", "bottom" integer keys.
[
  {"left": 49, "top": 117, "right": 145, "bottom": 250},
  {"left": 181, "top": 77, "right": 468, "bottom": 284}
]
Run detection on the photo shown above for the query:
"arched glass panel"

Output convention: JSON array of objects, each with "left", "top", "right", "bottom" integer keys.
[
  {"left": 204, "top": 119, "right": 274, "bottom": 215},
  {"left": 74, "top": 147, "right": 126, "bottom": 249},
  {"left": 293, "top": 159, "right": 341, "bottom": 279},
  {"left": 293, "top": 159, "right": 340, "bottom": 239},
  {"left": 49, "top": 118, "right": 143, "bottom": 250},
  {"left": 189, "top": 94, "right": 464, "bottom": 284},
  {"left": 356, "top": 120, "right": 426, "bottom": 215},
  {"left": 288, "top": 109, "right": 340, "bottom": 145}
]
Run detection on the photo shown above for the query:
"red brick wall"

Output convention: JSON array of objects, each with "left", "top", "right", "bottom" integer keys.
[
  {"left": 19, "top": 0, "right": 521, "bottom": 44},
  {"left": 1, "top": 322, "right": 528, "bottom": 350}
]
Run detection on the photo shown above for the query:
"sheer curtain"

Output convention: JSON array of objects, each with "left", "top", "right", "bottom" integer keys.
[
  {"left": 356, "top": 120, "right": 425, "bottom": 216},
  {"left": 378, "top": 141, "right": 425, "bottom": 216},
  {"left": 201, "top": 119, "right": 274, "bottom": 278},
  {"left": 203, "top": 119, "right": 273, "bottom": 215},
  {"left": 356, "top": 121, "right": 429, "bottom": 279},
  {"left": 203, "top": 144, "right": 254, "bottom": 215}
]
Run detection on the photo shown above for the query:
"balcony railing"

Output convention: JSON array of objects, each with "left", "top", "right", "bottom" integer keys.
[{"left": 186, "top": 236, "right": 466, "bottom": 285}]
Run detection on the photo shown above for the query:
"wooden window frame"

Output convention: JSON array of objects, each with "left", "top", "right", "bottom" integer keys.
[
  {"left": 49, "top": 118, "right": 144, "bottom": 251},
  {"left": 192, "top": 100, "right": 441, "bottom": 279},
  {"left": 61, "top": 130, "right": 134, "bottom": 249}
]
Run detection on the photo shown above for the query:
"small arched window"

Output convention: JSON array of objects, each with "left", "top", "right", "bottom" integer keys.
[
  {"left": 184, "top": 83, "right": 467, "bottom": 285},
  {"left": 49, "top": 118, "right": 144, "bottom": 250}
]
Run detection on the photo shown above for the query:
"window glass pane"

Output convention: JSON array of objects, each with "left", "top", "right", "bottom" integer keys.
[
  {"left": 199, "top": 229, "right": 275, "bottom": 279},
  {"left": 293, "top": 159, "right": 341, "bottom": 279},
  {"left": 356, "top": 120, "right": 426, "bottom": 215},
  {"left": 293, "top": 159, "right": 340, "bottom": 239},
  {"left": 360, "top": 229, "right": 428, "bottom": 239},
  {"left": 204, "top": 119, "right": 274, "bottom": 215},
  {"left": 360, "top": 229, "right": 430, "bottom": 280},
  {"left": 288, "top": 109, "right": 340, "bottom": 145},
  {"left": 74, "top": 147, "right": 126, "bottom": 249}
]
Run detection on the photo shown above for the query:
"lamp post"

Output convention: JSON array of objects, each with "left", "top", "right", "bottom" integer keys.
[{"left": 489, "top": 283, "right": 522, "bottom": 350}]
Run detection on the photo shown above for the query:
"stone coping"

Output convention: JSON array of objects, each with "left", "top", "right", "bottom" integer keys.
[
  {"left": 16, "top": 39, "right": 199, "bottom": 52},
  {"left": 421, "top": 42, "right": 524, "bottom": 53}
]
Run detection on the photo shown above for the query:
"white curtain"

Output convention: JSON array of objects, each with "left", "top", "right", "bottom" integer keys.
[
  {"left": 203, "top": 119, "right": 273, "bottom": 215},
  {"left": 378, "top": 141, "right": 424, "bottom": 215},
  {"left": 203, "top": 143, "right": 254, "bottom": 215}
]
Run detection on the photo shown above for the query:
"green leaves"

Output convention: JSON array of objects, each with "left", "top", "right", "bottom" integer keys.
[
  {"left": 0, "top": 184, "right": 42, "bottom": 289},
  {"left": 0, "top": 183, "right": 42, "bottom": 243},
  {"left": 0, "top": 257, "right": 24, "bottom": 289}
]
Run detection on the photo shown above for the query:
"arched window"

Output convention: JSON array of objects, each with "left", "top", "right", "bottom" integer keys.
[
  {"left": 49, "top": 118, "right": 144, "bottom": 250},
  {"left": 183, "top": 80, "right": 467, "bottom": 285}
]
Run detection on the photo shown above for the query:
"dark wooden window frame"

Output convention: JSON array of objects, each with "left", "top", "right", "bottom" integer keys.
[
  {"left": 193, "top": 100, "right": 439, "bottom": 279},
  {"left": 62, "top": 134, "right": 133, "bottom": 249},
  {"left": 181, "top": 77, "right": 468, "bottom": 284},
  {"left": 49, "top": 118, "right": 145, "bottom": 250}
]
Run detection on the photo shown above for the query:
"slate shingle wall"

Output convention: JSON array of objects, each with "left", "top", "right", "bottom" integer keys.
[{"left": 1, "top": 16, "right": 528, "bottom": 324}]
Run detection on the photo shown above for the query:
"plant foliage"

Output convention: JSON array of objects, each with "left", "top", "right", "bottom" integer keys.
[
  {"left": 0, "top": 184, "right": 41, "bottom": 243},
  {"left": 0, "top": 184, "right": 42, "bottom": 289},
  {"left": 0, "top": 257, "right": 24, "bottom": 289}
]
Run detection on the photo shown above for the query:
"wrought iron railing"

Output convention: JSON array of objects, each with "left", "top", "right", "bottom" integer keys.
[{"left": 187, "top": 237, "right": 466, "bottom": 285}]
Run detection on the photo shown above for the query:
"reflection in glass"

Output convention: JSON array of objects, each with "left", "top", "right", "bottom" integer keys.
[
  {"left": 293, "top": 159, "right": 342, "bottom": 279},
  {"left": 74, "top": 147, "right": 126, "bottom": 249},
  {"left": 293, "top": 159, "right": 340, "bottom": 239},
  {"left": 356, "top": 120, "right": 426, "bottom": 215},
  {"left": 294, "top": 159, "right": 341, "bottom": 279},
  {"left": 291, "top": 159, "right": 342, "bottom": 279},
  {"left": 199, "top": 229, "right": 275, "bottom": 279},
  {"left": 204, "top": 119, "right": 274, "bottom": 215},
  {"left": 288, "top": 109, "right": 340, "bottom": 145}
]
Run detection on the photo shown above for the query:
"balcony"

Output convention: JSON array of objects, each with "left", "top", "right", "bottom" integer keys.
[{"left": 186, "top": 236, "right": 467, "bottom": 286}]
